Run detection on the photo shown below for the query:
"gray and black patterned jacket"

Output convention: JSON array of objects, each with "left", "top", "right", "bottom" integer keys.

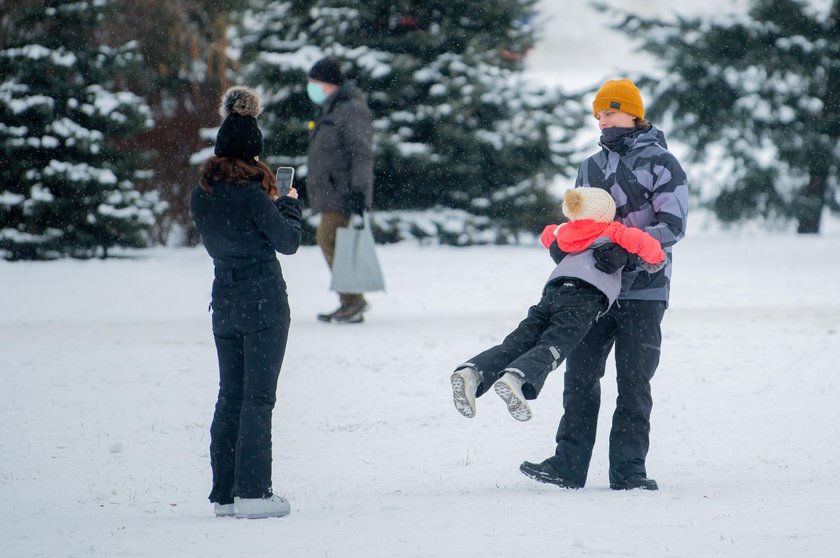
[{"left": 575, "top": 125, "right": 689, "bottom": 304}]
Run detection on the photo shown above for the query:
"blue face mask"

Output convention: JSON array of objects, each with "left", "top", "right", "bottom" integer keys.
[{"left": 307, "top": 82, "right": 328, "bottom": 105}]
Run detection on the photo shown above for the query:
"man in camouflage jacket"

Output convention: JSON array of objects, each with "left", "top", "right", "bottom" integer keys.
[{"left": 521, "top": 79, "right": 689, "bottom": 491}]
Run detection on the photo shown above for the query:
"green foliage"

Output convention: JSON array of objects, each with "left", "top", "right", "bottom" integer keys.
[
  {"left": 0, "top": 0, "right": 167, "bottom": 259},
  {"left": 234, "top": 0, "right": 583, "bottom": 242},
  {"left": 605, "top": 0, "right": 840, "bottom": 233}
]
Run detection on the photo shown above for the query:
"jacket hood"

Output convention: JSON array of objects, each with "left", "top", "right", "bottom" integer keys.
[{"left": 636, "top": 125, "right": 668, "bottom": 149}]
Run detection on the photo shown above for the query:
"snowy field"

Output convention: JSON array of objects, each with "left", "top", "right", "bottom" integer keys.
[{"left": 2, "top": 228, "right": 839, "bottom": 557}]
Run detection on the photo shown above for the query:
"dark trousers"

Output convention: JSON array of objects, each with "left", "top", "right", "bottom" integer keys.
[
  {"left": 465, "top": 279, "right": 606, "bottom": 400},
  {"left": 546, "top": 299, "right": 666, "bottom": 486},
  {"left": 316, "top": 211, "right": 365, "bottom": 306},
  {"left": 208, "top": 266, "right": 290, "bottom": 504}
]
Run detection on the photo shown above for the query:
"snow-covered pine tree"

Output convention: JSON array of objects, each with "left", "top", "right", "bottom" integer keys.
[
  {"left": 233, "top": 0, "right": 583, "bottom": 244},
  {"left": 0, "top": 0, "right": 166, "bottom": 260},
  {"left": 605, "top": 0, "right": 840, "bottom": 233}
]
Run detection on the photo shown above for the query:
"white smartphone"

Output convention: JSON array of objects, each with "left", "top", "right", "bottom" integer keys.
[{"left": 276, "top": 166, "right": 295, "bottom": 197}]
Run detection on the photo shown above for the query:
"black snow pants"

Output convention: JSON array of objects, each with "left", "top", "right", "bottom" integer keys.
[
  {"left": 207, "top": 260, "right": 290, "bottom": 504},
  {"left": 464, "top": 278, "right": 606, "bottom": 400},
  {"left": 545, "top": 299, "right": 666, "bottom": 487}
]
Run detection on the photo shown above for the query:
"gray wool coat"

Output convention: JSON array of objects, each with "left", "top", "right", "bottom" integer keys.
[{"left": 306, "top": 82, "right": 374, "bottom": 213}]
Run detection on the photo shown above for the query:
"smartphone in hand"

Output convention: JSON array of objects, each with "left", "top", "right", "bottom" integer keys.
[{"left": 276, "top": 166, "right": 295, "bottom": 197}]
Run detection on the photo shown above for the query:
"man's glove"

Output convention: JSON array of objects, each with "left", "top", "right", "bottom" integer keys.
[
  {"left": 343, "top": 191, "right": 366, "bottom": 216},
  {"left": 592, "top": 242, "right": 636, "bottom": 273}
]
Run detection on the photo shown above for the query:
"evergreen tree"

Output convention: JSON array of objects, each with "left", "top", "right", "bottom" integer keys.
[
  {"left": 0, "top": 0, "right": 165, "bottom": 260},
  {"left": 104, "top": 0, "right": 248, "bottom": 245},
  {"left": 232, "top": 0, "right": 583, "bottom": 243},
  {"left": 606, "top": 0, "right": 840, "bottom": 233}
]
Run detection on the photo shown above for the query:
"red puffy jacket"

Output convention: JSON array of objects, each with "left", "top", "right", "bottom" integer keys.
[{"left": 540, "top": 220, "right": 665, "bottom": 265}]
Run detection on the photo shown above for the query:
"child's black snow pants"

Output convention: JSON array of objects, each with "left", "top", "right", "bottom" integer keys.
[{"left": 463, "top": 278, "right": 606, "bottom": 400}]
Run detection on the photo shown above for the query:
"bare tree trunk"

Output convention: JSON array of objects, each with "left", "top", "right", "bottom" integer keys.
[
  {"left": 796, "top": 165, "right": 828, "bottom": 233},
  {"left": 798, "top": 0, "right": 840, "bottom": 233}
]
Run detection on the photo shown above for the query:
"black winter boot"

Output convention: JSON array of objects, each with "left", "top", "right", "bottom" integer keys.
[
  {"left": 610, "top": 474, "right": 658, "bottom": 491},
  {"left": 519, "top": 460, "right": 582, "bottom": 489}
]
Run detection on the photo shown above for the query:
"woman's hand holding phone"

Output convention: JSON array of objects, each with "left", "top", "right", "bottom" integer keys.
[{"left": 270, "top": 187, "right": 298, "bottom": 201}]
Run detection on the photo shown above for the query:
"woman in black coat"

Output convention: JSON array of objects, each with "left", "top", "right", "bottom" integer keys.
[{"left": 190, "top": 86, "right": 302, "bottom": 519}]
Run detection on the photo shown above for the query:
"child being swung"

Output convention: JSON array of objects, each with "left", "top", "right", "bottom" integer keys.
[{"left": 451, "top": 188, "right": 665, "bottom": 422}]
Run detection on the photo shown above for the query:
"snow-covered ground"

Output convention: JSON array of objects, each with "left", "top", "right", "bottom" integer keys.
[{"left": 2, "top": 229, "right": 839, "bottom": 557}]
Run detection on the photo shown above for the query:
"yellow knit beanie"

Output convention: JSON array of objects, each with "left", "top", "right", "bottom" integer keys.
[{"left": 592, "top": 79, "right": 645, "bottom": 120}]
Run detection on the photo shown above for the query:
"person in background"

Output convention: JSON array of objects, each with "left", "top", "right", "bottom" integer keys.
[
  {"left": 305, "top": 57, "right": 374, "bottom": 324},
  {"left": 519, "top": 78, "right": 689, "bottom": 491},
  {"left": 450, "top": 187, "right": 665, "bottom": 422},
  {"left": 190, "top": 86, "right": 302, "bottom": 518}
]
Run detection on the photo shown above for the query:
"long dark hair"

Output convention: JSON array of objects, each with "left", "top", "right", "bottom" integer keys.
[{"left": 198, "top": 156, "right": 278, "bottom": 198}]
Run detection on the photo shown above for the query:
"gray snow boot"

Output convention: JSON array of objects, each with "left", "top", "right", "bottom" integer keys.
[
  {"left": 493, "top": 371, "right": 532, "bottom": 421},
  {"left": 450, "top": 367, "right": 479, "bottom": 418}
]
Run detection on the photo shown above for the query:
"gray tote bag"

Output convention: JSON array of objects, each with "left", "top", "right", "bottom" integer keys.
[{"left": 329, "top": 214, "right": 385, "bottom": 293}]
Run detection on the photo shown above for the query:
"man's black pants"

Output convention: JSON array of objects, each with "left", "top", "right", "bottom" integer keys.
[{"left": 546, "top": 299, "right": 666, "bottom": 486}]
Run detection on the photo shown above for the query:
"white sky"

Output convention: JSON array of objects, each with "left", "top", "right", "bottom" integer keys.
[{"left": 523, "top": 0, "right": 772, "bottom": 90}]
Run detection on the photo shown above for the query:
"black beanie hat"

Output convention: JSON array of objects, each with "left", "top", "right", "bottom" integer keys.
[
  {"left": 308, "top": 57, "right": 343, "bottom": 85},
  {"left": 214, "top": 86, "right": 263, "bottom": 160}
]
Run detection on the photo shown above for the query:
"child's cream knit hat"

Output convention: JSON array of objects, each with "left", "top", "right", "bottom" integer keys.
[{"left": 562, "top": 188, "right": 616, "bottom": 222}]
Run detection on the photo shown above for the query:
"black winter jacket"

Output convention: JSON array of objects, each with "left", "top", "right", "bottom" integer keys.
[{"left": 190, "top": 181, "right": 302, "bottom": 269}]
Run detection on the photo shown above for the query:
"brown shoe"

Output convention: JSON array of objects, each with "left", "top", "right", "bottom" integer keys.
[
  {"left": 317, "top": 304, "right": 349, "bottom": 322},
  {"left": 331, "top": 300, "right": 369, "bottom": 323},
  {"left": 317, "top": 301, "right": 369, "bottom": 323}
]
